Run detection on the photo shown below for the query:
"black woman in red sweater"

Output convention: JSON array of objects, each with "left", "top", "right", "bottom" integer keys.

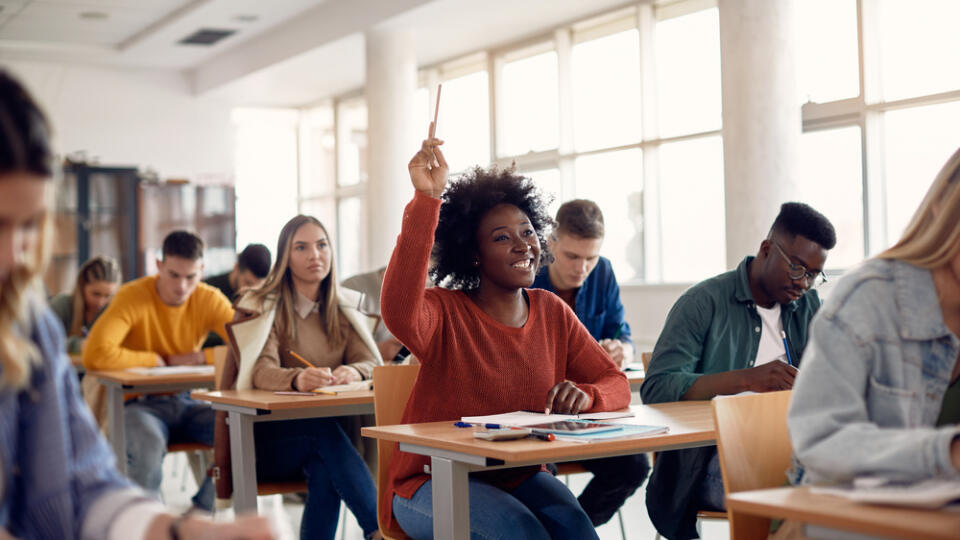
[{"left": 381, "top": 125, "right": 631, "bottom": 539}]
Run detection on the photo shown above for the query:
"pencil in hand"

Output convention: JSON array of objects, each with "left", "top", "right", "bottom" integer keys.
[{"left": 289, "top": 349, "right": 314, "bottom": 368}]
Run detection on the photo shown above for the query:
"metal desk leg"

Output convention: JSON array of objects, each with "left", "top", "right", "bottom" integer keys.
[
  {"left": 431, "top": 456, "right": 471, "bottom": 540},
  {"left": 228, "top": 411, "right": 258, "bottom": 513},
  {"left": 106, "top": 384, "right": 127, "bottom": 475}
]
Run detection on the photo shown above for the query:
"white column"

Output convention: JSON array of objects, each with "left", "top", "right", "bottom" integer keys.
[
  {"left": 365, "top": 28, "right": 418, "bottom": 270},
  {"left": 718, "top": 0, "right": 800, "bottom": 268}
]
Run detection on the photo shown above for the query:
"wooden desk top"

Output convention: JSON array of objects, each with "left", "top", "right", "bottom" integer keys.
[
  {"left": 625, "top": 370, "right": 643, "bottom": 385},
  {"left": 90, "top": 369, "right": 214, "bottom": 387},
  {"left": 362, "top": 401, "right": 714, "bottom": 464},
  {"left": 191, "top": 389, "right": 374, "bottom": 410},
  {"left": 727, "top": 486, "right": 960, "bottom": 540}
]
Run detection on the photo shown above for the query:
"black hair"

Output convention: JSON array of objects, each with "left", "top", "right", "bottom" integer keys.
[
  {"left": 237, "top": 243, "right": 271, "bottom": 278},
  {"left": 770, "top": 202, "right": 837, "bottom": 250},
  {"left": 162, "top": 230, "right": 204, "bottom": 261},
  {"left": 0, "top": 71, "right": 52, "bottom": 177},
  {"left": 432, "top": 166, "right": 553, "bottom": 290}
]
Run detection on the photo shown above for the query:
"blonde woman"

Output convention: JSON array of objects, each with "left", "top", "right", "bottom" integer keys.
[
  {"left": 0, "top": 71, "right": 274, "bottom": 539},
  {"left": 789, "top": 147, "right": 960, "bottom": 485},
  {"left": 218, "top": 215, "right": 382, "bottom": 540},
  {"left": 49, "top": 255, "right": 120, "bottom": 353}
]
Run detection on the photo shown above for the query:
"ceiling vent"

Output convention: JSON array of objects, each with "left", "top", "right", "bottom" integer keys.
[{"left": 178, "top": 28, "right": 236, "bottom": 46}]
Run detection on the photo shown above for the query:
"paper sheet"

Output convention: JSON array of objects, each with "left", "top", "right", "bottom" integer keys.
[{"left": 127, "top": 365, "right": 215, "bottom": 376}]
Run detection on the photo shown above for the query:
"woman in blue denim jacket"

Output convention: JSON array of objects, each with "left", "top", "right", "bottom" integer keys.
[
  {"left": 0, "top": 70, "right": 274, "bottom": 539},
  {"left": 788, "top": 146, "right": 960, "bottom": 484}
]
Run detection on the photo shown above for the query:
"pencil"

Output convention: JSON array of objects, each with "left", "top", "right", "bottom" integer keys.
[
  {"left": 428, "top": 83, "right": 442, "bottom": 140},
  {"left": 289, "top": 350, "right": 314, "bottom": 368}
]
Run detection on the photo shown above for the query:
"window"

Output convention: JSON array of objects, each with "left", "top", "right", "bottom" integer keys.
[
  {"left": 233, "top": 108, "right": 299, "bottom": 251},
  {"left": 336, "top": 99, "right": 367, "bottom": 187},
  {"left": 796, "top": 0, "right": 859, "bottom": 104},
  {"left": 337, "top": 196, "right": 362, "bottom": 280},
  {"left": 658, "top": 137, "right": 725, "bottom": 283},
  {"left": 574, "top": 149, "right": 643, "bottom": 281},
  {"left": 572, "top": 29, "right": 642, "bottom": 152},
  {"left": 877, "top": 0, "right": 960, "bottom": 101},
  {"left": 523, "top": 168, "right": 563, "bottom": 218},
  {"left": 882, "top": 101, "right": 960, "bottom": 243},
  {"left": 798, "top": 126, "right": 864, "bottom": 268},
  {"left": 436, "top": 70, "right": 491, "bottom": 172},
  {"left": 655, "top": 7, "right": 722, "bottom": 137},
  {"left": 499, "top": 49, "right": 559, "bottom": 157}
]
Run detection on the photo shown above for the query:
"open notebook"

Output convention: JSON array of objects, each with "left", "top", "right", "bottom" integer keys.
[{"left": 461, "top": 410, "right": 634, "bottom": 426}]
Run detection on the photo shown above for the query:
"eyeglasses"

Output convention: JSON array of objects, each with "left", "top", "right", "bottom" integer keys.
[{"left": 771, "top": 241, "right": 827, "bottom": 287}]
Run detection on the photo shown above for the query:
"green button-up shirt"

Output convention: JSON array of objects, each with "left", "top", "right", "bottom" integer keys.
[{"left": 641, "top": 256, "right": 821, "bottom": 404}]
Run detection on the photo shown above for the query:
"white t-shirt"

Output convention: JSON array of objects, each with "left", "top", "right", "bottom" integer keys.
[{"left": 754, "top": 303, "right": 787, "bottom": 366}]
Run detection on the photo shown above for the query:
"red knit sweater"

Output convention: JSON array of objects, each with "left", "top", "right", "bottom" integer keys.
[{"left": 380, "top": 191, "right": 631, "bottom": 526}]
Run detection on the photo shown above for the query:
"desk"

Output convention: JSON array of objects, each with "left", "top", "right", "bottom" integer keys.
[
  {"left": 726, "top": 486, "right": 960, "bottom": 540},
  {"left": 626, "top": 370, "right": 644, "bottom": 391},
  {"left": 91, "top": 370, "right": 215, "bottom": 475},
  {"left": 191, "top": 389, "right": 375, "bottom": 513},
  {"left": 363, "top": 400, "right": 715, "bottom": 539}
]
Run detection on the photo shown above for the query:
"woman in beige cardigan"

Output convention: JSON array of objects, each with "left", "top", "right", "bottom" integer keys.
[{"left": 219, "top": 215, "right": 382, "bottom": 540}]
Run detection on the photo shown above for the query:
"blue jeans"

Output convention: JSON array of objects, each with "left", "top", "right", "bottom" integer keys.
[
  {"left": 255, "top": 418, "right": 378, "bottom": 540},
  {"left": 124, "top": 393, "right": 215, "bottom": 511},
  {"left": 393, "top": 471, "right": 599, "bottom": 540}
]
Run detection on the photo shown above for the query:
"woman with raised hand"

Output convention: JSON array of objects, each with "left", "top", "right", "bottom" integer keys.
[
  {"left": 789, "top": 147, "right": 960, "bottom": 485},
  {"left": 0, "top": 70, "right": 274, "bottom": 539},
  {"left": 380, "top": 125, "right": 631, "bottom": 539},
  {"left": 49, "top": 255, "right": 121, "bottom": 353},
  {"left": 219, "top": 214, "right": 382, "bottom": 540}
]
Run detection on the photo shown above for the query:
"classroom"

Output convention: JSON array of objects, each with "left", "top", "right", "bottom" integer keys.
[{"left": 1, "top": 1, "right": 958, "bottom": 539}]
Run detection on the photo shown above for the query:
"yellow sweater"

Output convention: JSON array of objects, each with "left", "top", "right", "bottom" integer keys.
[{"left": 83, "top": 275, "right": 234, "bottom": 370}]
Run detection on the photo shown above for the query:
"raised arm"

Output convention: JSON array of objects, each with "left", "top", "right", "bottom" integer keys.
[{"left": 380, "top": 127, "right": 449, "bottom": 357}]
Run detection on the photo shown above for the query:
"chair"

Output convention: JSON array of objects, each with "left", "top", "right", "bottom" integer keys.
[
  {"left": 372, "top": 364, "right": 420, "bottom": 540},
  {"left": 712, "top": 390, "right": 793, "bottom": 540}
]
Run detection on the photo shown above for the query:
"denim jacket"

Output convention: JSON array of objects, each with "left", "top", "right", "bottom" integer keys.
[
  {"left": 0, "top": 293, "right": 146, "bottom": 539},
  {"left": 789, "top": 258, "right": 960, "bottom": 484}
]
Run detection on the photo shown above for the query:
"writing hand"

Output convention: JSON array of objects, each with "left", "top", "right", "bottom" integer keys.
[
  {"left": 545, "top": 380, "right": 591, "bottom": 415},
  {"left": 165, "top": 351, "right": 205, "bottom": 366},
  {"left": 742, "top": 360, "right": 797, "bottom": 392},
  {"left": 599, "top": 339, "right": 627, "bottom": 368},
  {"left": 294, "top": 367, "right": 334, "bottom": 391},
  {"left": 331, "top": 365, "right": 362, "bottom": 385},
  {"left": 408, "top": 123, "right": 448, "bottom": 198}
]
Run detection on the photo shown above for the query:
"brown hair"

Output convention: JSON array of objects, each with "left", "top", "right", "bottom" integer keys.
[
  {"left": 68, "top": 256, "right": 121, "bottom": 337},
  {"left": 247, "top": 215, "right": 344, "bottom": 346},
  {"left": 554, "top": 199, "right": 605, "bottom": 239},
  {"left": 878, "top": 146, "right": 960, "bottom": 267},
  {"left": 0, "top": 70, "right": 53, "bottom": 389}
]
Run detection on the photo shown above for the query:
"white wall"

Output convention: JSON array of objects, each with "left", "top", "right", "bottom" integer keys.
[
  {"left": 621, "top": 283, "right": 691, "bottom": 352},
  {"left": 2, "top": 59, "right": 235, "bottom": 184}
]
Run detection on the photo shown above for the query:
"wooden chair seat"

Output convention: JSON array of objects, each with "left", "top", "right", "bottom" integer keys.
[
  {"left": 256, "top": 481, "right": 308, "bottom": 496},
  {"left": 167, "top": 442, "right": 212, "bottom": 453}
]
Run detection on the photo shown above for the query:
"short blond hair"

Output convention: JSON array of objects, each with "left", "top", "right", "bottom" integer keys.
[{"left": 878, "top": 146, "right": 960, "bottom": 268}]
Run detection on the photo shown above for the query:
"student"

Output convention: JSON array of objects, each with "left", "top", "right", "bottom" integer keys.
[
  {"left": 530, "top": 199, "right": 650, "bottom": 526},
  {"left": 218, "top": 215, "right": 381, "bottom": 540},
  {"left": 342, "top": 266, "right": 409, "bottom": 363},
  {"left": 640, "top": 202, "right": 836, "bottom": 539},
  {"left": 0, "top": 69, "right": 274, "bottom": 540},
  {"left": 789, "top": 148, "right": 960, "bottom": 486},
  {"left": 204, "top": 243, "right": 271, "bottom": 301},
  {"left": 203, "top": 243, "right": 271, "bottom": 347},
  {"left": 381, "top": 127, "right": 631, "bottom": 539},
  {"left": 83, "top": 230, "right": 234, "bottom": 512},
  {"left": 49, "top": 255, "right": 120, "bottom": 354}
]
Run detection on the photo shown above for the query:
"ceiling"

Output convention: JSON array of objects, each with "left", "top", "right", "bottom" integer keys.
[{"left": 0, "top": 0, "right": 643, "bottom": 106}]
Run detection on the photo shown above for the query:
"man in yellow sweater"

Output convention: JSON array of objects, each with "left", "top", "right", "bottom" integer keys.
[{"left": 84, "top": 231, "right": 234, "bottom": 511}]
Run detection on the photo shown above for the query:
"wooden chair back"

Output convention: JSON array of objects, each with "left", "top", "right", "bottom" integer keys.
[
  {"left": 640, "top": 351, "right": 653, "bottom": 372},
  {"left": 712, "top": 390, "right": 793, "bottom": 539},
  {"left": 372, "top": 364, "right": 420, "bottom": 540},
  {"left": 212, "top": 345, "right": 228, "bottom": 390}
]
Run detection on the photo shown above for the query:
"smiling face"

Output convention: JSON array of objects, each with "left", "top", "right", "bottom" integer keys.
[
  {"left": 0, "top": 173, "right": 46, "bottom": 282},
  {"left": 474, "top": 203, "right": 541, "bottom": 292},
  {"left": 754, "top": 233, "right": 828, "bottom": 306},
  {"left": 288, "top": 223, "right": 331, "bottom": 293},
  {"left": 547, "top": 233, "right": 603, "bottom": 291}
]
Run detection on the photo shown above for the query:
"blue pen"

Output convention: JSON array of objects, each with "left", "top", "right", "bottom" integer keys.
[
  {"left": 454, "top": 422, "right": 505, "bottom": 429},
  {"left": 453, "top": 422, "right": 472, "bottom": 428},
  {"left": 780, "top": 331, "right": 794, "bottom": 367}
]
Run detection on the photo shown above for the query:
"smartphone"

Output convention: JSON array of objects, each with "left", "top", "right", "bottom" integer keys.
[
  {"left": 526, "top": 421, "right": 622, "bottom": 435},
  {"left": 473, "top": 428, "right": 530, "bottom": 441}
]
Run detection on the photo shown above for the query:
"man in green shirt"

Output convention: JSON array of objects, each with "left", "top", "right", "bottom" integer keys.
[{"left": 641, "top": 202, "right": 836, "bottom": 540}]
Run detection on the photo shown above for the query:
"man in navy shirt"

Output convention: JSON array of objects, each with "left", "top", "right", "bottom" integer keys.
[{"left": 532, "top": 199, "right": 649, "bottom": 527}]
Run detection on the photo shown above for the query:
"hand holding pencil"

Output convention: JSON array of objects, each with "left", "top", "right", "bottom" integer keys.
[{"left": 290, "top": 350, "right": 334, "bottom": 391}]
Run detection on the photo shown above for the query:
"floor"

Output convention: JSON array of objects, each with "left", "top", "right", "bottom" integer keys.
[{"left": 158, "top": 392, "right": 731, "bottom": 540}]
